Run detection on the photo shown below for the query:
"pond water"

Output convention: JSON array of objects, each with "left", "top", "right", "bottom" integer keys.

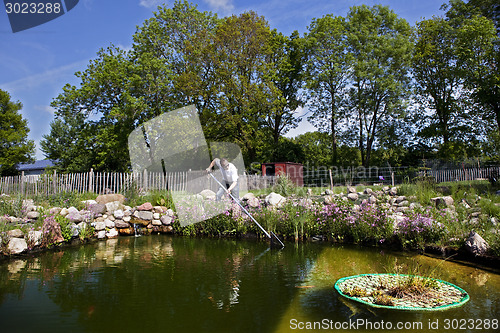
[{"left": 0, "top": 236, "right": 499, "bottom": 333}]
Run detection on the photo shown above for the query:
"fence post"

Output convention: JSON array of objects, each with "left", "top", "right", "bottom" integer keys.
[
  {"left": 143, "top": 169, "right": 148, "bottom": 191},
  {"left": 89, "top": 168, "right": 94, "bottom": 193},
  {"left": 53, "top": 170, "right": 57, "bottom": 195},
  {"left": 20, "top": 171, "right": 25, "bottom": 197}
]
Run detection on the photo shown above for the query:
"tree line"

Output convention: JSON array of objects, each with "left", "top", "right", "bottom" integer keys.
[{"left": 1, "top": 0, "right": 498, "bottom": 175}]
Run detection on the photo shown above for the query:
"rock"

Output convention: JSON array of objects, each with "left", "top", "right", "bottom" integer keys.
[
  {"left": 103, "top": 219, "right": 114, "bottom": 229},
  {"left": 265, "top": 192, "right": 286, "bottom": 207},
  {"left": 123, "top": 216, "right": 131, "bottom": 223},
  {"left": 89, "top": 203, "right": 107, "bottom": 215},
  {"left": 66, "top": 212, "right": 83, "bottom": 223},
  {"left": 347, "top": 193, "right": 359, "bottom": 201},
  {"left": 383, "top": 186, "right": 390, "bottom": 193},
  {"left": 59, "top": 208, "right": 69, "bottom": 216},
  {"left": 431, "top": 196, "right": 454, "bottom": 207},
  {"left": 368, "top": 196, "right": 378, "bottom": 204},
  {"left": 398, "top": 200, "right": 410, "bottom": 207},
  {"left": 464, "top": 231, "right": 489, "bottom": 256},
  {"left": 94, "top": 221, "right": 106, "bottom": 231},
  {"left": 81, "top": 199, "right": 97, "bottom": 207},
  {"left": 27, "top": 230, "right": 42, "bottom": 246},
  {"left": 134, "top": 210, "right": 153, "bottom": 221},
  {"left": 137, "top": 202, "right": 153, "bottom": 211},
  {"left": 363, "top": 188, "right": 374, "bottom": 195},
  {"left": 247, "top": 197, "right": 260, "bottom": 208},
  {"left": 152, "top": 219, "right": 162, "bottom": 226},
  {"left": 106, "top": 228, "right": 119, "bottom": 238},
  {"left": 389, "top": 187, "right": 398, "bottom": 196},
  {"left": 118, "top": 227, "right": 135, "bottom": 235},
  {"left": 461, "top": 199, "right": 471, "bottom": 210},
  {"left": 324, "top": 189, "right": 334, "bottom": 195},
  {"left": 166, "top": 209, "right": 174, "bottom": 217},
  {"left": 199, "top": 189, "right": 216, "bottom": 200},
  {"left": 115, "top": 220, "right": 131, "bottom": 229},
  {"left": 105, "top": 201, "right": 122, "bottom": 214},
  {"left": 347, "top": 186, "right": 357, "bottom": 194},
  {"left": 8, "top": 238, "right": 27, "bottom": 254},
  {"left": 7, "top": 229, "right": 24, "bottom": 238},
  {"left": 49, "top": 207, "right": 62, "bottom": 215},
  {"left": 160, "top": 215, "right": 173, "bottom": 225},
  {"left": 153, "top": 212, "right": 160, "bottom": 220},
  {"left": 97, "top": 230, "right": 107, "bottom": 239},
  {"left": 95, "top": 194, "right": 126, "bottom": 204},
  {"left": 26, "top": 211, "right": 40, "bottom": 220},
  {"left": 70, "top": 223, "right": 79, "bottom": 237},
  {"left": 133, "top": 218, "right": 151, "bottom": 227},
  {"left": 396, "top": 206, "right": 410, "bottom": 213},
  {"left": 153, "top": 206, "right": 167, "bottom": 214},
  {"left": 242, "top": 192, "right": 256, "bottom": 201},
  {"left": 307, "top": 188, "right": 313, "bottom": 196},
  {"left": 395, "top": 196, "right": 406, "bottom": 204},
  {"left": 114, "top": 209, "right": 124, "bottom": 219},
  {"left": 67, "top": 206, "right": 79, "bottom": 215}
]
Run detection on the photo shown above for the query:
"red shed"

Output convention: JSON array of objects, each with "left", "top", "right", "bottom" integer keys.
[{"left": 261, "top": 162, "right": 303, "bottom": 186}]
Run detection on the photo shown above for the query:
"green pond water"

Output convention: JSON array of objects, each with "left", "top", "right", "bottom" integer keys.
[{"left": 0, "top": 235, "right": 499, "bottom": 333}]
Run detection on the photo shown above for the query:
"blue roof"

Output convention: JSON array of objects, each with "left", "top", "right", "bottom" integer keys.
[{"left": 17, "top": 159, "right": 57, "bottom": 171}]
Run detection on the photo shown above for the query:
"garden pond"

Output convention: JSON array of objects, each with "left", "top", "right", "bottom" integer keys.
[{"left": 0, "top": 236, "right": 499, "bottom": 332}]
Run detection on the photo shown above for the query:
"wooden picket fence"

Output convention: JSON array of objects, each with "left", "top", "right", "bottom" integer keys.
[
  {"left": 0, "top": 169, "right": 276, "bottom": 197},
  {"left": 424, "top": 166, "right": 499, "bottom": 183}
]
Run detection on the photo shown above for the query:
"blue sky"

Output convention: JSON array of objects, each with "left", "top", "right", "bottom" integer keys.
[{"left": 0, "top": 0, "right": 447, "bottom": 160}]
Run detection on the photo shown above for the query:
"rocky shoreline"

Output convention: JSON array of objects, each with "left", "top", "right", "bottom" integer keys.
[{"left": 1, "top": 186, "right": 499, "bottom": 271}]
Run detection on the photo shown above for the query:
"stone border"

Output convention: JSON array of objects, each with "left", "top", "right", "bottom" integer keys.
[{"left": 334, "top": 273, "right": 469, "bottom": 311}]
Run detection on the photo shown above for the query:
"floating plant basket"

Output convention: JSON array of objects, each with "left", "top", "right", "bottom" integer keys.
[{"left": 335, "top": 273, "right": 469, "bottom": 311}]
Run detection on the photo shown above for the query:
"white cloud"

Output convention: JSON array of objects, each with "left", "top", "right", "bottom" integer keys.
[
  {"left": 0, "top": 59, "right": 87, "bottom": 93},
  {"left": 203, "top": 0, "right": 234, "bottom": 13},
  {"left": 139, "top": 0, "right": 164, "bottom": 9},
  {"left": 35, "top": 105, "right": 56, "bottom": 115}
]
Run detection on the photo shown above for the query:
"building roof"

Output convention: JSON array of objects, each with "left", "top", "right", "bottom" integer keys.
[{"left": 17, "top": 159, "right": 57, "bottom": 171}]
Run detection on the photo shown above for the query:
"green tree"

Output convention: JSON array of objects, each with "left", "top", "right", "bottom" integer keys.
[
  {"left": 293, "top": 131, "right": 332, "bottom": 167},
  {"left": 266, "top": 30, "right": 304, "bottom": 160},
  {"left": 346, "top": 5, "right": 413, "bottom": 167},
  {"left": 304, "top": 15, "right": 352, "bottom": 166},
  {"left": 0, "top": 89, "right": 35, "bottom": 176}
]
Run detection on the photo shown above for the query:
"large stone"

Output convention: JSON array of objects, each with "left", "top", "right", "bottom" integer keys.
[
  {"left": 395, "top": 196, "right": 407, "bottom": 204},
  {"left": 199, "top": 189, "right": 216, "bottom": 200},
  {"left": 161, "top": 215, "right": 173, "bottom": 225},
  {"left": 368, "top": 195, "right": 378, "bottom": 204},
  {"left": 347, "top": 193, "right": 359, "bottom": 201},
  {"left": 242, "top": 192, "right": 256, "bottom": 201},
  {"left": 26, "top": 211, "right": 40, "bottom": 220},
  {"left": 8, "top": 238, "right": 28, "bottom": 254},
  {"left": 105, "top": 201, "right": 122, "bottom": 214},
  {"left": 137, "top": 202, "right": 153, "bottom": 211},
  {"left": 265, "top": 192, "right": 286, "bottom": 207},
  {"left": 118, "top": 227, "right": 135, "bottom": 235},
  {"left": 59, "top": 208, "right": 69, "bottom": 216},
  {"left": 81, "top": 199, "right": 97, "bottom": 207},
  {"left": 97, "top": 230, "right": 107, "bottom": 239},
  {"left": 389, "top": 187, "right": 398, "bottom": 196},
  {"left": 363, "top": 188, "right": 374, "bottom": 195},
  {"left": 67, "top": 206, "right": 79, "bottom": 215},
  {"left": 89, "top": 203, "right": 107, "bottom": 215},
  {"left": 114, "top": 220, "right": 131, "bottom": 229},
  {"left": 27, "top": 230, "right": 43, "bottom": 246},
  {"left": 48, "top": 207, "right": 62, "bottom": 215},
  {"left": 96, "top": 194, "right": 126, "bottom": 204},
  {"left": 114, "top": 209, "right": 124, "bottom": 219},
  {"left": 94, "top": 221, "right": 106, "bottom": 231},
  {"left": 464, "top": 231, "right": 489, "bottom": 256},
  {"left": 247, "top": 197, "right": 260, "bottom": 208},
  {"left": 430, "top": 196, "right": 454, "bottom": 207},
  {"left": 66, "top": 212, "right": 84, "bottom": 223},
  {"left": 105, "top": 219, "right": 115, "bottom": 229},
  {"left": 7, "top": 229, "right": 24, "bottom": 238},
  {"left": 152, "top": 219, "right": 162, "bottom": 226},
  {"left": 106, "top": 228, "right": 119, "bottom": 238},
  {"left": 347, "top": 186, "right": 357, "bottom": 194},
  {"left": 135, "top": 210, "right": 153, "bottom": 221}
]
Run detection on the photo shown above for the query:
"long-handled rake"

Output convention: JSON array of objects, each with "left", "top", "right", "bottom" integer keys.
[{"left": 208, "top": 172, "right": 284, "bottom": 249}]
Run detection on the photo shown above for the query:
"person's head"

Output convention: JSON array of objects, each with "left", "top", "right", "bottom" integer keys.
[{"left": 220, "top": 158, "right": 229, "bottom": 170}]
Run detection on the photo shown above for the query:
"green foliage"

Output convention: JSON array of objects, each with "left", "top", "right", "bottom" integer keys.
[
  {"left": 0, "top": 194, "right": 24, "bottom": 217},
  {"left": 0, "top": 89, "right": 35, "bottom": 175},
  {"left": 56, "top": 215, "right": 73, "bottom": 242}
]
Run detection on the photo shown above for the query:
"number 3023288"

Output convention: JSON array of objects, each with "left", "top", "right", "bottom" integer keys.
[{"left": 5, "top": 2, "right": 62, "bottom": 14}]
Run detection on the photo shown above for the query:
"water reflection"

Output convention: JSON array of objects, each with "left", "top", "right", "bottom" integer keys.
[{"left": 0, "top": 237, "right": 498, "bottom": 333}]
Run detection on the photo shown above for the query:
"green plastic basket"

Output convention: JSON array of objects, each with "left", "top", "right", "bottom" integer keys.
[{"left": 334, "top": 273, "right": 469, "bottom": 311}]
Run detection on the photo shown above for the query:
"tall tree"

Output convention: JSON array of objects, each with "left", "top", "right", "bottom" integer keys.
[
  {"left": 347, "top": 5, "right": 413, "bottom": 167},
  {"left": 0, "top": 89, "right": 35, "bottom": 175},
  {"left": 304, "top": 15, "right": 352, "bottom": 166},
  {"left": 266, "top": 30, "right": 304, "bottom": 160}
]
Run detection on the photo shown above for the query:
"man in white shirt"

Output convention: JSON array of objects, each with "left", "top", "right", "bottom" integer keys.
[{"left": 206, "top": 158, "right": 239, "bottom": 201}]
